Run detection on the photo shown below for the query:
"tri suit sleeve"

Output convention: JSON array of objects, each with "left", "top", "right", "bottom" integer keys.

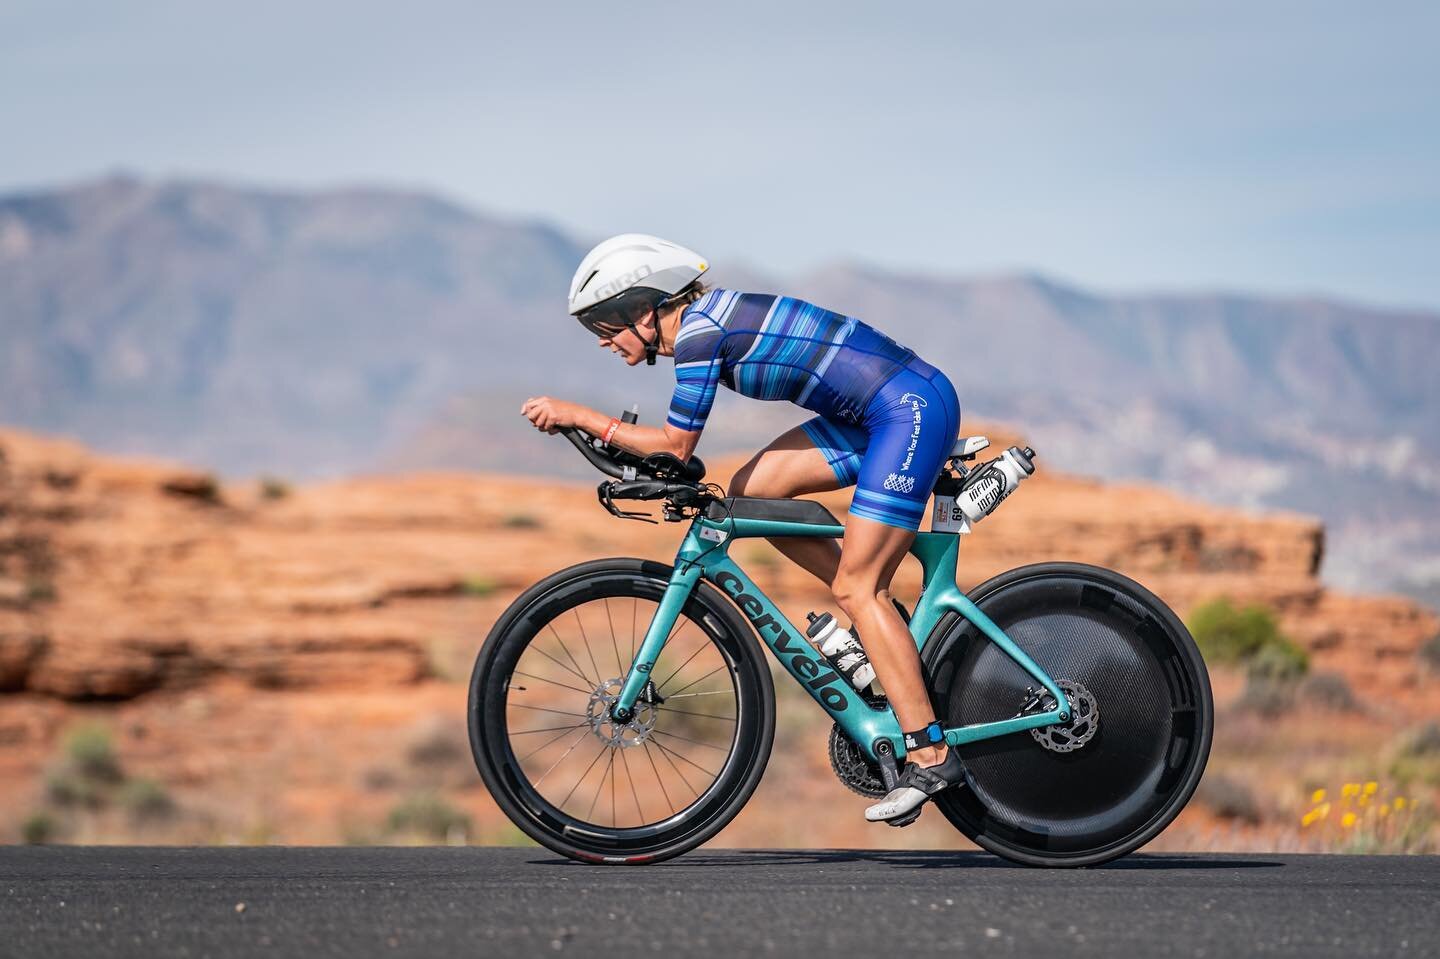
[{"left": 666, "top": 322, "right": 724, "bottom": 434}]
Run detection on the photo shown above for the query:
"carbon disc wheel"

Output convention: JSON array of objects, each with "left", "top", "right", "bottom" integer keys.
[
  {"left": 924, "top": 562, "right": 1213, "bottom": 867},
  {"left": 468, "top": 559, "right": 774, "bottom": 864}
]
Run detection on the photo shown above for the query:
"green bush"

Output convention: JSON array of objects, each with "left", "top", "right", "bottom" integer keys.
[
  {"left": 1300, "top": 672, "right": 1360, "bottom": 712},
  {"left": 118, "top": 778, "right": 178, "bottom": 826},
  {"left": 1235, "top": 675, "right": 1297, "bottom": 717},
  {"left": 21, "top": 811, "right": 57, "bottom": 845},
  {"left": 501, "top": 513, "right": 542, "bottom": 529},
  {"left": 1188, "top": 597, "right": 1308, "bottom": 674},
  {"left": 387, "top": 793, "right": 471, "bottom": 843},
  {"left": 1196, "top": 772, "right": 1262, "bottom": 824},
  {"left": 460, "top": 575, "right": 500, "bottom": 597},
  {"left": 63, "top": 725, "right": 124, "bottom": 784},
  {"left": 259, "top": 476, "right": 291, "bottom": 501},
  {"left": 1420, "top": 634, "right": 1440, "bottom": 672}
]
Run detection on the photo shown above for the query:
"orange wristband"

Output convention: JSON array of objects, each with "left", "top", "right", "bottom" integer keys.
[{"left": 602, "top": 418, "right": 621, "bottom": 445}]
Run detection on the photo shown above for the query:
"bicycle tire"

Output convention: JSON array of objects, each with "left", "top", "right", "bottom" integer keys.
[
  {"left": 468, "top": 558, "right": 775, "bottom": 864},
  {"left": 922, "top": 562, "right": 1213, "bottom": 867}
]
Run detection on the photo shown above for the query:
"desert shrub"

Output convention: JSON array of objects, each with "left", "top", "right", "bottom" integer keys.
[
  {"left": 63, "top": 725, "right": 124, "bottom": 784},
  {"left": 1420, "top": 634, "right": 1440, "bottom": 672},
  {"left": 21, "top": 811, "right": 57, "bottom": 845},
  {"left": 1388, "top": 722, "right": 1440, "bottom": 787},
  {"left": 1235, "top": 675, "right": 1297, "bottom": 717},
  {"left": 406, "top": 724, "right": 468, "bottom": 782},
  {"left": 259, "top": 476, "right": 291, "bottom": 501},
  {"left": 1197, "top": 772, "right": 1262, "bottom": 824},
  {"left": 162, "top": 473, "right": 222, "bottom": 504},
  {"left": 387, "top": 793, "right": 471, "bottom": 843},
  {"left": 46, "top": 771, "right": 105, "bottom": 810},
  {"left": 460, "top": 575, "right": 499, "bottom": 597},
  {"left": 1245, "top": 642, "right": 1308, "bottom": 682},
  {"left": 501, "top": 513, "right": 542, "bottom": 529},
  {"left": 1300, "top": 672, "right": 1360, "bottom": 712},
  {"left": 1188, "top": 597, "right": 1308, "bottom": 674},
  {"left": 118, "top": 778, "right": 178, "bottom": 826}
]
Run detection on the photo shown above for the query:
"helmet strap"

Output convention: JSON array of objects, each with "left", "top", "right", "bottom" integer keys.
[{"left": 628, "top": 312, "right": 662, "bottom": 366}]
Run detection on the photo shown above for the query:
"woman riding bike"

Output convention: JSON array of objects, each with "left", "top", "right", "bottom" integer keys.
[{"left": 521, "top": 234, "right": 963, "bottom": 824}]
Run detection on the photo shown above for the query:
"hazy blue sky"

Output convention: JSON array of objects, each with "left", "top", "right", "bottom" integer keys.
[{"left": 3, "top": 1, "right": 1437, "bottom": 308}]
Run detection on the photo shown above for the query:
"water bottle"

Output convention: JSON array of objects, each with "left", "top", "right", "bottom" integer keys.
[
  {"left": 933, "top": 446, "right": 1037, "bottom": 533},
  {"left": 806, "top": 612, "right": 876, "bottom": 691}
]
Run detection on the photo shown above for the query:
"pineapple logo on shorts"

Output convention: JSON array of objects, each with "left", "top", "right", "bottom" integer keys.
[{"left": 883, "top": 472, "right": 916, "bottom": 494}]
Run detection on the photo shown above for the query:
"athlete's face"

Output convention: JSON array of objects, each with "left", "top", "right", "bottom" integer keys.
[{"left": 596, "top": 308, "right": 656, "bottom": 366}]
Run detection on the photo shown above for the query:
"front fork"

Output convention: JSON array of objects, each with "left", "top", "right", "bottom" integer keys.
[{"left": 610, "top": 561, "right": 701, "bottom": 723}]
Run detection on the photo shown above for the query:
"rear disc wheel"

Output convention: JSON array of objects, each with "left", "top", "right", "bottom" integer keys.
[{"left": 924, "top": 562, "right": 1213, "bottom": 867}]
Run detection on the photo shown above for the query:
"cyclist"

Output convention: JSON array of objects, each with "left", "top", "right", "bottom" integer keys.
[{"left": 521, "top": 234, "right": 962, "bottom": 825}]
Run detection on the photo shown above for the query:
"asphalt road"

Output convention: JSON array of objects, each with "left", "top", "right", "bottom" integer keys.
[{"left": 2, "top": 846, "right": 1437, "bottom": 958}]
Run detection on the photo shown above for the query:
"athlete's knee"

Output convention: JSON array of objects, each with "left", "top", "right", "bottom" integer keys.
[{"left": 831, "top": 570, "right": 884, "bottom": 618}]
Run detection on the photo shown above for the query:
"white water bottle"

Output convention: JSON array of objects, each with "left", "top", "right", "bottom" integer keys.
[
  {"left": 805, "top": 612, "right": 876, "bottom": 691},
  {"left": 933, "top": 446, "right": 1036, "bottom": 533}
]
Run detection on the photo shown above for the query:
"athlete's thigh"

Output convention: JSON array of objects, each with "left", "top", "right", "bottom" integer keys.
[
  {"left": 729, "top": 422, "right": 848, "bottom": 498},
  {"left": 837, "top": 513, "right": 915, "bottom": 589}
]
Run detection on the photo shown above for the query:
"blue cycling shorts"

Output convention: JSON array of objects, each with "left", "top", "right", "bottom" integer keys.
[{"left": 800, "top": 357, "right": 961, "bottom": 531}]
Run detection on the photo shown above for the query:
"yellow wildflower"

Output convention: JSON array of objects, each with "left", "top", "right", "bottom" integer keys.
[
  {"left": 1363, "top": 781, "right": 1378, "bottom": 796},
  {"left": 1341, "top": 783, "right": 1359, "bottom": 799},
  {"left": 1359, "top": 794, "right": 1370, "bottom": 807},
  {"left": 1318, "top": 802, "right": 1331, "bottom": 818},
  {"left": 1311, "top": 788, "right": 1326, "bottom": 804},
  {"left": 1341, "top": 812, "right": 1357, "bottom": 828},
  {"left": 1379, "top": 804, "right": 1390, "bottom": 817},
  {"left": 1395, "top": 797, "right": 1407, "bottom": 811}
]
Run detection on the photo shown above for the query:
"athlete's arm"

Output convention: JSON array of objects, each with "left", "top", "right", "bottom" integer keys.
[{"left": 521, "top": 396, "right": 701, "bottom": 461}]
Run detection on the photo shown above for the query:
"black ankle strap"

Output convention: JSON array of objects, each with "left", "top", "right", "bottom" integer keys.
[{"left": 902, "top": 721, "right": 944, "bottom": 751}]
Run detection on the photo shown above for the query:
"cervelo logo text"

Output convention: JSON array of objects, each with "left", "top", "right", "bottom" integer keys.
[
  {"left": 592, "top": 264, "right": 654, "bottom": 302},
  {"left": 713, "top": 571, "right": 849, "bottom": 711}
]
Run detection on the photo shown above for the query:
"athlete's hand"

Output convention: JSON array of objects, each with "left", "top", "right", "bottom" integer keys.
[{"left": 521, "top": 396, "right": 586, "bottom": 434}]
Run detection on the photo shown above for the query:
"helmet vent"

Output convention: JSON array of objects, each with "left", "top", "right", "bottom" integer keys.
[{"left": 575, "top": 269, "right": 600, "bottom": 294}]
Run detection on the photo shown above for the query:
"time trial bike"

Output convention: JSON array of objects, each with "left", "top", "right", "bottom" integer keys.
[{"left": 468, "top": 417, "right": 1213, "bottom": 866}]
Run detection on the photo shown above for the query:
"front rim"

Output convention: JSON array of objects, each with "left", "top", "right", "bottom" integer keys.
[{"left": 471, "top": 563, "right": 772, "bottom": 861}]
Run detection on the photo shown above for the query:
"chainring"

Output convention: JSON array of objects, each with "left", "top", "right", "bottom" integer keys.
[
  {"left": 828, "top": 725, "right": 888, "bottom": 798},
  {"left": 1028, "top": 680, "right": 1100, "bottom": 754}
]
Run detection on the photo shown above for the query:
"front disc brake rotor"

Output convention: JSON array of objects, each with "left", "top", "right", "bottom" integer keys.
[
  {"left": 586, "top": 678, "right": 658, "bottom": 747},
  {"left": 1029, "top": 680, "right": 1100, "bottom": 754}
]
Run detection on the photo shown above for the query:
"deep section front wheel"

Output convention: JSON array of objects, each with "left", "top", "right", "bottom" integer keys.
[
  {"left": 468, "top": 558, "right": 775, "bottom": 864},
  {"left": 923, "top": 562, "right": 1213, "bottom": 867}
]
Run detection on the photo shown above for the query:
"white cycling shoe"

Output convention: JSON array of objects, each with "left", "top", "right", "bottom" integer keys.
[{"left": 865, "top": 739, "right": 966, "bottom": 827}]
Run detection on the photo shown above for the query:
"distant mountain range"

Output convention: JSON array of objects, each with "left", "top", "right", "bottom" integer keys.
[{"left": 2, "top": 175, "right": 1437, "bottom": 604}]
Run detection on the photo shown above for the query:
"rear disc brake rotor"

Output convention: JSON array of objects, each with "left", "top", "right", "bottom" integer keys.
[{"left": 1029, "top": 680, "right": 1099, "bottom": 753}]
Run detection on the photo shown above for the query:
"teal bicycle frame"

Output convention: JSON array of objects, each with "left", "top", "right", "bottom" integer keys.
[{"left": 612, "top": 509, "right": 1071, "bottom": 764}]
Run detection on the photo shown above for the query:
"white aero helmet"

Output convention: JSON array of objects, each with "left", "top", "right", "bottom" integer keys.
[{"left": 567, "top": 233, "right": 708, "bottom": 364}]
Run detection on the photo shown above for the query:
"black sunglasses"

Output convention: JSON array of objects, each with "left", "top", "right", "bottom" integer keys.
[{"left": 575, "top": 287, "right": 671, "bottom": 338}]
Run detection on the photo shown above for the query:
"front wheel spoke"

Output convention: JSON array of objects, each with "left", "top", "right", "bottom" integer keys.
[
  {"left": 530, "top": 727, "right": 593, "bottom": 787},
  {"left": 559, "top": 742, "right": 609, "bottom": 810},
  {"left": 511, "top": 703, "right": 589, "bottom": 719},
  {"left": 657, "top": 706, "right": 735, "bottom": 722},
  {"left": 546, "top": 623, "right": 595, "bottom": 686},
  {"left": 662, "top": 663, "right": 728, "bottom": 698},
  {"left": 653, "top": 633, "right": 711, "bottom": 692},
  {"left": 650, "top": 738, "right": 710, "bottom": 794},
  {"left": 641, "top": 741, "right": 676, "bottom": 816},
  {"left": 604, "top": 598, "right": 624, "bottom": 677},
  {"left": 664, "top": 689, "right": 732, "bottom": 699},
  {"left": 527, "top": 644, "right": 594, "bottom": 687},
  {"left": 574, "top": 609, "right": 605, "bottom": 687},
  {"left": 587, "top": 749, "right": 616, "bottom": 821},
  {"left": 649, "top": 727, "right": 728, "bottom": 752},
  {"left": 512, "top": 669, "right": 593, "bottom": 697},
  {"left": 652, "top": 737, "right": 720, "bottom": 780},
  {"left": 517, "top": 723, "right": 590, "bottom": 762},
  {"left": 620, "top": 745, "right": 645, "bottom": 824}
]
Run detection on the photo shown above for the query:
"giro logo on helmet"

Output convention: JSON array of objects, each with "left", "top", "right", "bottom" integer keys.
[{"left": 592, "top": 265, "right": 654, "bottom": 302}]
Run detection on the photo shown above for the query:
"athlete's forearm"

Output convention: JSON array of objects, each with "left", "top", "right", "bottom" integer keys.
[{"left": 575, "top": 408, "right": 698, "bottom": 461}]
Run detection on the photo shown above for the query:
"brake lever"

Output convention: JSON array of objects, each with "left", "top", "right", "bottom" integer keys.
[{"left": 597, "top": 482, "right": 658, "bottom": 524}]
